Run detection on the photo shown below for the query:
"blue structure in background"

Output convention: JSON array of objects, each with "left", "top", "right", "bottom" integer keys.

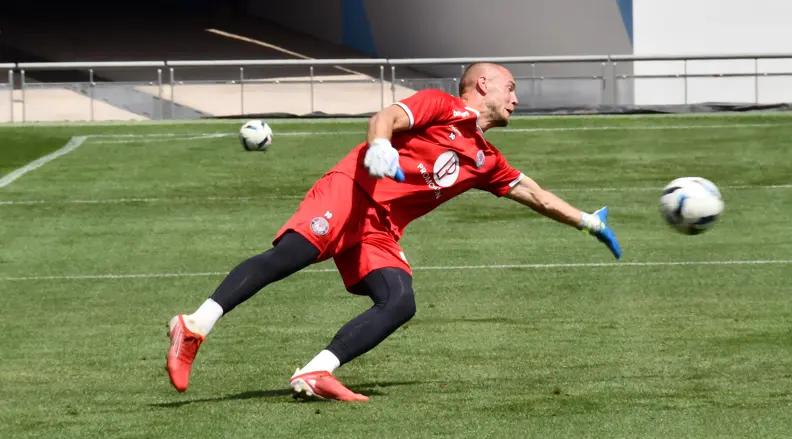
[
  {"left": 616, "top": 0, "right": 633, "bottom": 44},
  {"left": 342, "top": 0, "right": 377, "bottom": 56}
]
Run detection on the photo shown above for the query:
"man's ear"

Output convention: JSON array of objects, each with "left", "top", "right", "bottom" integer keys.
[{"left": 476, "top": 76, "right": 488, "bottom": 95}]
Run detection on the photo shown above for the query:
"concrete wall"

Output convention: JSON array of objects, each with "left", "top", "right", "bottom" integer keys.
[
  {"left": 248, "top": 0, "right": 633, "bottom": 107},
  {"left": 365, "top": 0, "right": 631, "bottom": 58},
  {"left": 249, "top": 1, "right": 344, "bottom": 48},
  {"left": 633, "top": 0, "right": 792, "bottom": 104},
  {"left": 250, "top": 0, "right": 632, "bottom": 57}
]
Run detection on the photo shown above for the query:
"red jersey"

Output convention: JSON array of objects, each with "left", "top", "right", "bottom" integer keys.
[{"left": 331, "top": 89, "right": 523, "bottom": 238}]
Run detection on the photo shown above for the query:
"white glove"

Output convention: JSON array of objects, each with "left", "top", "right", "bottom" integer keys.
[
  {"left": 579, "top": 211, "right": 604, "bottom": 232},
  {"left": 363, "top": 138, "right": 403, "bottom": 180},
  {"left": 579, "top": 207, "right": 622, "bottom": 260}
]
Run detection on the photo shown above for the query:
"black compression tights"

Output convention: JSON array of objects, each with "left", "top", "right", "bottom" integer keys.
[
  {"left": 210, "top": 233, "right": 416, "bottom": 367},
  {"left": 327, "top": 267, "right": 416, "bottom": 365},
  {"left": 210, "top": 232, "right": 319, "bottom": 313}
]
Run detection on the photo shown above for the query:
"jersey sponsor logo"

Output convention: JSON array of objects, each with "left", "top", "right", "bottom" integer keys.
[
  {"left": 433, "top": 151, "right": 459, "bottom": 188},
  {"left": 310, "top": 217, "right": 330, "bottom": 236},
  {"left": 417, "top": 151, "right": 460, "bottom": 199},
  {"left": 476, "top": 150, "right": 485, "bottom": 168},
  {"left": 452, "top": 109, "right": 470, "bottom": 118},
  {"left": 417, "top": 162, "right": 443, "bottom": 199}
]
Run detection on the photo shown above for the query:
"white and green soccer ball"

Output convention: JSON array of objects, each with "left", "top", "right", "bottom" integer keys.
[
  {"left": 659, "top": 176, "right": 724, "bottom": 235},
  {"left": 239, "top": 120, "right": 273, "bottom": 151}
]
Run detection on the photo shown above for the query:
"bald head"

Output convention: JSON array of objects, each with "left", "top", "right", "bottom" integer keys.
[{"left": 458, "top": 62, "right": 508, "bottom": 96}]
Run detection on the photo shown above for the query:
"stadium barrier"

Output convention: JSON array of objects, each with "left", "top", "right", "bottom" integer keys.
[{"left": 4, "top": 54, "right": 792, "bottom": 122}]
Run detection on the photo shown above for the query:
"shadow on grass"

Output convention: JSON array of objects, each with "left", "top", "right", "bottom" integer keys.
[{"left": 151, "top": 380, "right": 423, "bottom": 408}]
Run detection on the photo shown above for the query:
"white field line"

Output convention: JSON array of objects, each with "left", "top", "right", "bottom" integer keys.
[
  {"left": 1, "top": 182, "right": 789, "bottom": 206},
  {"left": 94, "top": 133, "right": 231, "bottom": 143},
  {"left": 84, "top": 122, "right": 792, "bottom": 144},
  {"left": 0, "top": 195, "right": 303, "bottom": 206},
  {"left": 0, "top": 136, "right": 87, "bottom": 188},
  {"left": 1, "top": 121, "right": 787, "bottom": 191},
  {"left": 90, "top": 131, "right": 363, "bottom": 144},
  {"left": 499, "top": 122, "right": 791, "bottom": 133},
  {"left": 2, "top": 259, "right": 791, "bottom": 282}
]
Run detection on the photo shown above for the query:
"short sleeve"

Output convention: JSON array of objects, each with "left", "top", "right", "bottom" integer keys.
[
  {"left": 394, "top": 89, "right": 454, "bottom": 129},
  {"left": 477, "top": 149, "right": 523, "bottom": 197}
]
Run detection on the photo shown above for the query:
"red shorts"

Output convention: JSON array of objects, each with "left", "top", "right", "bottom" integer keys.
[{"left": 274, "top": 172, "right": 411, "bottom": 289}]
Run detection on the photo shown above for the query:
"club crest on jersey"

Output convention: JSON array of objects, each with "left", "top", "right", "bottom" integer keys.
[
  {"left": 310, "top": 217, "right": 330, "bottom": 236},
  {"left": 476, "top": 150, "right": 485, "bottom": 168},
  {"left": 448, "top": 125, "right": 461, "bottom": 141}
]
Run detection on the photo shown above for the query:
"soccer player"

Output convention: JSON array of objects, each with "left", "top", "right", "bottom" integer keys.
[{"left": 166, "top": 62, "right": 621, "bottom": 402}]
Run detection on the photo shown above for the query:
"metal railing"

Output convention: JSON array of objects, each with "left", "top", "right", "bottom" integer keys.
[{"left": 4, "top": 53, "right": 792, "bottom": 122}]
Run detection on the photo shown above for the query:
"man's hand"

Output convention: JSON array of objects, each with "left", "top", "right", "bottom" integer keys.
[
  {"left": 364, "top": 138, "right": 405, "bottom": 182},
  {"left": 580, "top": 207, "right": 622, "bottom": 259}
]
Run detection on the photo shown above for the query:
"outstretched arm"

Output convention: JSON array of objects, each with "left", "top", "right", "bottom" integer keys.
[
  {"left": 505, "top": 175, "right": 583, "bottom": 226},
  {"left": 506, "top": 175, "right": 622, "bottom": 259}
]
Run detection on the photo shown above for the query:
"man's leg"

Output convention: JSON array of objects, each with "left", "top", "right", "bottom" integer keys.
[
  {"left": 167, "top": 232, "right": 319, "bottom": 392},
  {"left": 327, "top": 267, "right": 416, "bottom": 363},
  {"left": 209, "top": 232, "right": 320, "bottom": 314},
  {"left": 290, "top": 267, "right": 415, "bottom": 401}
]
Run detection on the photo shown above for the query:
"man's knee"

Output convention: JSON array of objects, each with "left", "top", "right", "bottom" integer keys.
[
  {"left": 352, "top": 267, "right": 417, "bottom": 323},
  {"left": 387, "top": 286, "right": 416, "bottom": 323},
  {"left": 372, "top": 267, "right": 416, "bottom": 323}
]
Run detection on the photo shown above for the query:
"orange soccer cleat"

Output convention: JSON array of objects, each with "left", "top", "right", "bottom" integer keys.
[
  {"left": 166, "top": 315, "right": 205, "bottom": 392},
  {"left": 290, "top": 370, "right": 369, "bottom": 402}
]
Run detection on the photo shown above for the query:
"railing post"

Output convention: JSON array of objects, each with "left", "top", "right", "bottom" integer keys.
[
  {"left": 309, "top": 65, "right": 315, "bottom": 113},
  {"left": 169, "top": 67, "right": 175, "bottom": 119},
  {"left": 240, "top": 67, "right": 245, "bottom": 115},
  {"left": 754, "top": 57, "right": 759, "bottom": 104},
  {"left": 8, "top": 69, "right": 13, "bottom": 123},
  {"left": 390, "top": 65, "right": 396, "bottom": 104},
  {"left": 379, "top": 65, "right": 385, "bottom": 109},
  {"left": 600, "top": 62, "right": 607, "bottom": 106},
  {"left": 156, "top": 68, "right": 162, "bottom": 120},
  {"left": 683, "top": 59, "right": 688, "bottom": 104},
  {"left": 531, "top": 63, "right": 537, "bottom": 109},
  {"left": 610, "top": 60, "right": 618, "bottom": 106},
  {"left": 21, "top": 69, "right": 26, "bottom": 123},
  {"left": 458, "top": 63, "right": 466, "bottom": 95},
  {"left": 89, "top": 68, "right": 95, "bottom": 122}
]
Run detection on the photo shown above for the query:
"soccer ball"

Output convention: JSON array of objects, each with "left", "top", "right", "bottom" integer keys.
[
  {"left": 239, "top": 120, "right": 273, "bottom": 151},
  {"left": 659, "top": 177, "right": 724, "bottom": 235}
]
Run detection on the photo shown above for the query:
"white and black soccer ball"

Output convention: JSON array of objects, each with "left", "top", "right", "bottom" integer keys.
[
  {"left": 239, "top": 120, "right": 273, "bottom": 151},
  {"left": 659, "top": 177, "right": 724, "bottom": 235}
]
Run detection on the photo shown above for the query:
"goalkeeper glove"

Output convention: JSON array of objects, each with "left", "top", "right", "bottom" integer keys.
[
  {"left": 580, "top": 206, "right": 622, "bottom": 260},
  {"left": 363, "top": 138, "right": 405, "bottom": 182}
]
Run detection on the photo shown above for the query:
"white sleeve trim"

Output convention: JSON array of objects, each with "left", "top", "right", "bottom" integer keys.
[
  {"left": 464, "top": 106, "right": 480, "bottom": 118},
  {"left": 394, "top": 102, "right": 415, "bottom": 129},
  {"left": 508, "top": 172, "right": 526, "bottom": 188}
]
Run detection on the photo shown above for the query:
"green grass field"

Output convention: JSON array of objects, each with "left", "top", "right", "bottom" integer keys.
[{"left": 1, "top": 114, "right": 791, "bottom": 438}]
